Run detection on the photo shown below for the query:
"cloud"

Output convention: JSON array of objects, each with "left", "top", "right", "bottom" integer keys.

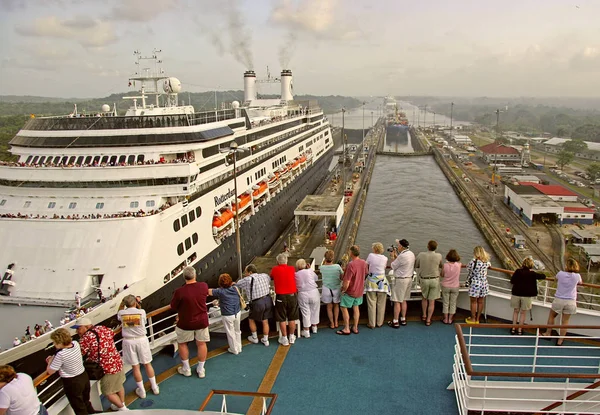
[
  {"left": 192, "top": 0, "right": 254, "bottom": 69},
  {"left": 107, "top": 0, "right": 179, "bottom": 22},
  {"left": 0, "top": 0, "right": 26, "bottom": 11},
  {"left": 270, "top": 0, "right": 360, "bottom": 41},
  {"left": 14, "top": 16, "right": 117, "bottom": 47},
  {"left": 569, "top": 46, "right": 600, "bottom": 72}
]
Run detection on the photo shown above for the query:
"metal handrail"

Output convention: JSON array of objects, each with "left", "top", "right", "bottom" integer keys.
[
  {"left": 454, "top": 323, "right": 600, "bottom": 379},
  {"left": 33, "top": 300, "right": 213, "bottom": 399},
  {"left": 33, "top": 304, "right": 177, "bottom": 390},
  {"left": 199, "top": 389, "right": 278, "bottom": 415}
]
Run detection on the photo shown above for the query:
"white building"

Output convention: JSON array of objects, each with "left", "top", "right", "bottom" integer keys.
[
  {"left": 504, "top": 182, "right": 594, "bottom": 226},
  {"left": 543, "top": 137, "right": 600, "bottom": 161}
]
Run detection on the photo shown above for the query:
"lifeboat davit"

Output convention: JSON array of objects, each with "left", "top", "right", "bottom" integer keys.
[
  {"left": 252, "top": 181, "right": 268, "bottom": 198},
  {"left": 268, "top": 173, "right": 280, "bottom": 188},
  {"left": 232, "top": 193, "right": 252, "bottom": 214},
  {"left": 280, "top": 166, "right": 291, "bottom": 178},
  {"left": 212, "top": 208, "right": 234, "bottom": 229}
]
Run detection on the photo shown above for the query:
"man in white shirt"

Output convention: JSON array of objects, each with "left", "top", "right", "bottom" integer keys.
[
  {"left": 117, "top": 295, "right": 159, "bottom": 399},
  {"left": 75, "top": 292, "right": 82, "bottom": 309},
  {"left": 388, "top": 239, "right": 415, "bottom": 328}
]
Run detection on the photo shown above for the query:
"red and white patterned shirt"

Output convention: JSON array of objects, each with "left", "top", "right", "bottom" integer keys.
[{"left": 79, "top": 325, "right": 123, "bottom": 375}]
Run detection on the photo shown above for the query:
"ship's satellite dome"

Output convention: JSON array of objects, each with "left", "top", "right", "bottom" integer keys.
[
  {"left": 163, "top": 77, "right": 182, "bottom": 93},
  {"left": 231, "top": 100, "right": 240, "bottom": 108},
  {"left": 101, "top": 104, "right": 110, "bottom": 112}
]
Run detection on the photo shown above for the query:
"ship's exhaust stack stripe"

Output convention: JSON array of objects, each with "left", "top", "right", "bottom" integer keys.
[
  {"left": 280, "top": 69, "right": 293, "bottom": 101},
  {"left": 244, "top": 70, "right": 256, "bottom": 102}
]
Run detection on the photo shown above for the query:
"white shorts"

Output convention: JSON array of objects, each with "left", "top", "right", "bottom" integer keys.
[
  {"left": 122, "top": 337, "right": 153, "bottom": 366},
  {"left": 551, "top": 298, "right": 577, "bottom": 315},
  {"left": 321, "top": 287, "right": 340, "bottom": 304},
  {"left": 175, "top": 326, "right": 210, "bottom": 343}
]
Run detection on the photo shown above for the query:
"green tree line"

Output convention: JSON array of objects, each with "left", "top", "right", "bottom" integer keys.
[{"left": 434, "top": 102, "right": 600, "bottom": 141}]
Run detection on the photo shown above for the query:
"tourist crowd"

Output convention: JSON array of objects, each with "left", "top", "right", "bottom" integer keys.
[
  {"left": 1, "top": 241, "right": 582, "bottom": 414},
  {"left": 0, "top": 204, "right": 170, "bottom": 221}
]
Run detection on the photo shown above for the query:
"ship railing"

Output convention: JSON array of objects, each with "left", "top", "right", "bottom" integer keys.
[
  {"left": 33, "top": 302, "right": 219, "bottom": 409},
  {"left": 452, "top": 323, "right": 600, "bottom": 415},
  {"left": 310, "top": 263, "right": 600, "bottom": 310},
  {"left": 22, "top": 109, "right": 237, "bottom": 131},
  {"left": 461, "top": 266, "right": 600, "bottom": 311},
  {"left": 199, "top": 389, "right": 277, "bottom": 414}
]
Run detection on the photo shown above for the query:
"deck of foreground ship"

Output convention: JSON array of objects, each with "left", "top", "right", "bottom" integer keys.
[{"left": 34, "top": 266, "right": 600, "bottom": 414}]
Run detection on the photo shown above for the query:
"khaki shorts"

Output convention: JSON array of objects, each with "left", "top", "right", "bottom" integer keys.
[
  {"left": 391, "top": 277, "right": 412, "bottom": 302},
  {"left": 100, "top": 370, "right": 126, "bottom": 395},
  {"left": 420, "top": 278, "right": 441, "bottom": 300},
  {"left": 510, "top": 295, "right": 533, "bottom": 311},
  {"left": 175, "top": 326, "right": 210, "bottom": 343},
  {"left": 551, "top": 298, "right": 577, "bottom": 315}
]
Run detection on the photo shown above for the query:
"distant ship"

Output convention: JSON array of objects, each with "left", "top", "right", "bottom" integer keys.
[
  {"left": 383, "top": 96, "right": 409, "bottom": 143},
  {"left": 0, "top": 52, "right": 334, "bottom": 373}
]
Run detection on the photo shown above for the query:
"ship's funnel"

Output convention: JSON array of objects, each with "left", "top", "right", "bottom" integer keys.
[
  {"left": 244, "top": 70, "right": 256, "bottom": 102},
  {"left": 280, "top": 69, "right": 293, "bottom": 101}
]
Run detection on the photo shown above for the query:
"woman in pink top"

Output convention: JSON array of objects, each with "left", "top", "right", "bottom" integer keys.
[{"left": 440, "top": 249, "right": 461, "bottom": 324}]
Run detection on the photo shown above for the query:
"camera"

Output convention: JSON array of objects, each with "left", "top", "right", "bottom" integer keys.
[{"left": 387, "top": 245, "right": 397, "bottom": 253}]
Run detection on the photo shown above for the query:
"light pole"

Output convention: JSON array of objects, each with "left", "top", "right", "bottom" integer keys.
[
  {"left": 423, "top": 104, "right": 427, "bottom": 129},
  {"left": 450, "top": 102, "right": 454, "bottom": 139},
  {"left": 342, "top": 108, "right": 346, "bottom": 194},
  {"left": 432, "top": 112, "right": 436, "bottom": 129},
  {"left": 362, "top": 102, "right": 365, "bottom": 143},
  {"left": 371, "top": 111, "right": 374, "bottom": 128},
  {"left": 221, "top": 141, "right": 246, "bottom": 279}
]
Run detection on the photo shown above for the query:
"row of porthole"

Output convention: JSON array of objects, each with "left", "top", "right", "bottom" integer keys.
[
  {"left": 173, "top": 206, "right": 203, "bottom": 232},
  {"left": 177, "top": 232, "right": 199, "bottom": 256}
]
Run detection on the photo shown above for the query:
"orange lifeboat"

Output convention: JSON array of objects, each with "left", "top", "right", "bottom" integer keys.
[
  {"left": 291, "top": 158, "right": 301, "bottom": 170},
  {"left": 212, "top": 208, "right": 234, "bottom": 229},
  {"left": 253, "top": 181, "right": 268, "bottom": 197},
  {"left": 232, "top": 193, "right": 252, "bottom": 214},
  {"left": 299, "top": 155, "right": 307, "bottom": 164}
]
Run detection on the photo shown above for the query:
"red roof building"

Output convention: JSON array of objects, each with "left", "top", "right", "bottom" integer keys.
[
  {"left": 479, "top": 143, "right": 521, "bottom": 164},
  {"left": 519, "top": 182, "right": 578, "bottom": 199}
]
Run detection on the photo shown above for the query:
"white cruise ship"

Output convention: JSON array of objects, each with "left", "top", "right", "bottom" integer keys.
[{"left": 0, "top": 52, "right": 334, "bottom": 370}]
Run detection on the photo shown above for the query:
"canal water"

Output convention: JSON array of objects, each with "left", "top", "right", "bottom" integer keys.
[
  {"left": 329, "top": 100, "right": 471, "bottom": 129},
  {"left": 355, "top": 153, "right": 499, "bottom": 267},
  {"left": 0, "top": 304, "right": 66, "bottom": 351}
]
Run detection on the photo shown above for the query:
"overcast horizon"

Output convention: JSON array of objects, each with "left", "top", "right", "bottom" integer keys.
[{"left": 1, "top": 0, "right": 599, "bottom": 99}]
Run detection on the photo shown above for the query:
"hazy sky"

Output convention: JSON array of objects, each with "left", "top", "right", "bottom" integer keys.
[{"left": 0, "top": 0, "right": 599, "bottom": 98}]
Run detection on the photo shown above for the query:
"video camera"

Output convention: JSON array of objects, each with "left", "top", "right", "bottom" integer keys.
[{"left": 387, "top": 239, "right": 401, "bottom": 253}]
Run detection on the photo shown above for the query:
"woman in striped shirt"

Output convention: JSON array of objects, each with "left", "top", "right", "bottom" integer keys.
[{"left": 46, "top": 329, "right": 97, "bottom": 415}]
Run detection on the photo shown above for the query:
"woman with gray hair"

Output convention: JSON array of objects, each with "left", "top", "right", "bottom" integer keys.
[
  {"left": 294, "top": 258, "right": 321, "bottom": 338},
  {"left": 364, "top": 242, "right": 390, "bottom": 328}
]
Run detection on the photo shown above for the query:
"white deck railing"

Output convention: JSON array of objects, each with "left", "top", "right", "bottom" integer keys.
[
  {"left": 453, "top": 323, "right": 600, "bottom": 414},
  {"left": 35, "top": 303, "right": 241, "bottom": 411}
]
